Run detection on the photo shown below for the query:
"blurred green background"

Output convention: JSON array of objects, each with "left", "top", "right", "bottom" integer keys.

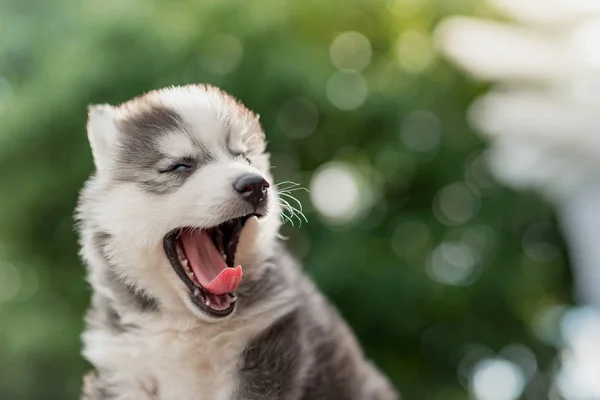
[{"left": 0, "top": 0, "right": 573, "bottom": 399}]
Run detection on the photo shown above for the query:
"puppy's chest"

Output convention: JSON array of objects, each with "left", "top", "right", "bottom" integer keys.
[{"left": 108, "top": 329, "right": 247, "bottom": 400}]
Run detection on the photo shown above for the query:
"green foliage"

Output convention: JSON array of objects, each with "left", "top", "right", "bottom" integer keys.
[{"left": 0, "top": 0, "right": 571, "bottom": 398}]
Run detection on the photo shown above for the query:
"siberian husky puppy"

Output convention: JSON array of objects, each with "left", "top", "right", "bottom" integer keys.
[{"left": 77, "top": 85, "right": 398, "bottom": 400}]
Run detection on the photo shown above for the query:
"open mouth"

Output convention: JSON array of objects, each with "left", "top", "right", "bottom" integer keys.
[{"left": 163, "top": 215, "right": 256, "bottom": 318}]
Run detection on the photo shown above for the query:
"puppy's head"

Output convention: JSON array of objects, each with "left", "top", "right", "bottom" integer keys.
[{"left": 81, "top": 85, "right": 280, "bottom": 321}]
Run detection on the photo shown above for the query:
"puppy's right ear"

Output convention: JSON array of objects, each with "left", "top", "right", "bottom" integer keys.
[{"left": 87, "top": 104, "right": 119, "bottom": 171}]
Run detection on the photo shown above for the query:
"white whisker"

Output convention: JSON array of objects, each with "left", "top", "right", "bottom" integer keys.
[
  {"left": 279, "top": 197, "right": 307, "bottom": 226},
  {"left": 273, "top": 180, "right": 309, "bottom": 226},
  {"left": 279, "top": 210, "right": 295, "bottom": 226},
  {"left": 280, "top": 192, "right": 304, "bottom": 213}
]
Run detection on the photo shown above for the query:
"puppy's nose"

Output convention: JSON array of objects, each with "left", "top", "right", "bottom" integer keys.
[{"left": 234, "top": 174, "right": 270, "bottom": 207}]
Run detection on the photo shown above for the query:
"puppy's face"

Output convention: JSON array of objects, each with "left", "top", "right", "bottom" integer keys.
[{"left": 84, "top": 85, "right": 280, "bottom": 321}]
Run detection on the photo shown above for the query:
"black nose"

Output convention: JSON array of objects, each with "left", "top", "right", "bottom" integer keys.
[{"left": 234, "top": 174, "right": 270, "bottom": 207}]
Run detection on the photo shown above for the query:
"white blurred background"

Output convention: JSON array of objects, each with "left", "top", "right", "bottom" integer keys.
[{"left": 437, "top": 1, "right": 600, "bottom": 398}]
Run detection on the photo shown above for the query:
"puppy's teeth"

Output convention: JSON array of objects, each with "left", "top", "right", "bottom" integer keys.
[
  {"left": 205, "top": 299, "right": 211, "bottom": 307},
  {"left": 193, "top": 288, "right": 201, "bottom": 297}
]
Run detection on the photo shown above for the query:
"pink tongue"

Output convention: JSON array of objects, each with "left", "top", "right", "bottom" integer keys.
[{"left": 180, "top": 230, "right": 243, "bottom": 295}]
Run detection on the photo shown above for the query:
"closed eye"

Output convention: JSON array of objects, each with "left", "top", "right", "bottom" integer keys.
[
  {"left": 160, "top": 162, "right": 195, "bottom": 173},
  {"left": 171, "top": 164, "right": 192, "bottom": 172}
]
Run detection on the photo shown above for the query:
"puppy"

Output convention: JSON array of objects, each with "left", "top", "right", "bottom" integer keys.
[{"left": 77, "top": 85, "right": 398, "bottom": 400}]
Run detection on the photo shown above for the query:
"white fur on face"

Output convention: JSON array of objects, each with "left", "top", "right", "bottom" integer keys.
[
  {"left": 84, "top": 85, "right": 281, "bottom": 321},
  {"left": 156, "top": 133, "right": 197, "bottom": 159}
]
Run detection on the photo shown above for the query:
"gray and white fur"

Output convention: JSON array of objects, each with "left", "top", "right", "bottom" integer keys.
[{"left": 77, "top": 85, "right": 398, "bottom": 400}]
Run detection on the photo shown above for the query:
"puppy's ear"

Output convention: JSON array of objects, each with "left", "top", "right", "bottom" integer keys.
[{"left": 87, "top": 104, "right": 119, "bottom": 171}]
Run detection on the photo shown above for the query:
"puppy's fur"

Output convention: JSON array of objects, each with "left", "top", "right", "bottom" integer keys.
[{"left": 77, "top": 85, "right": 398, "bottom": 400}]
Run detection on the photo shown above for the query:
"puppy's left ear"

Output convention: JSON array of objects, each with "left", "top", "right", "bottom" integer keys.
[{"left": 87, "top": 104, "right": 119, "bottom": 171}]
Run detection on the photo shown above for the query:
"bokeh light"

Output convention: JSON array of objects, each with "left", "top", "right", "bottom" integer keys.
[
  {"left": 499, "top": 344, "right": 538, "bottom": 380},
  {"left": 433, "top": 182, "right": 480, "bottom": 226},
  {"left": 531, "top": 304, "right": 569, "bottom": 347},
  {"left": 427, "top": 241, "right": 478, "bottom": 286},
  {"left": 458, "top": 344, "right": 496, "bottom": 388},
  {"left": 201, "top": 34, "right": 244, "bottom": 75},
  {"left": 396, "top": 29, "right": 436, "bottom": 73},
  {"left": 400, "top": 110, "right": 442, "bottom": 155},
  {"left": 461, "top": 224, "right": 496, "bottom": 264},
  {"left": 471, "top": 358, "right": 526, "bottom": 400},
  {"left": 330, "top": 31, "right": 372, "bottom": 72},
  {"left": 277, "top": 97, "right": 319, "bottom": 139},
  {"left": 0, "top": 261, "right": 21, "bottom": 302},
  {"left": 326, "top": 71, "right": 369, "bottom": 110},
  {"left": 557, "top": 306, "right": 600, "bottom": 399},
  {"left": 309, "top": 162, "right": 372, "bottom": 225},
  {"left": 464, "top": 150, "right": 496, "bottom": 190}
]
